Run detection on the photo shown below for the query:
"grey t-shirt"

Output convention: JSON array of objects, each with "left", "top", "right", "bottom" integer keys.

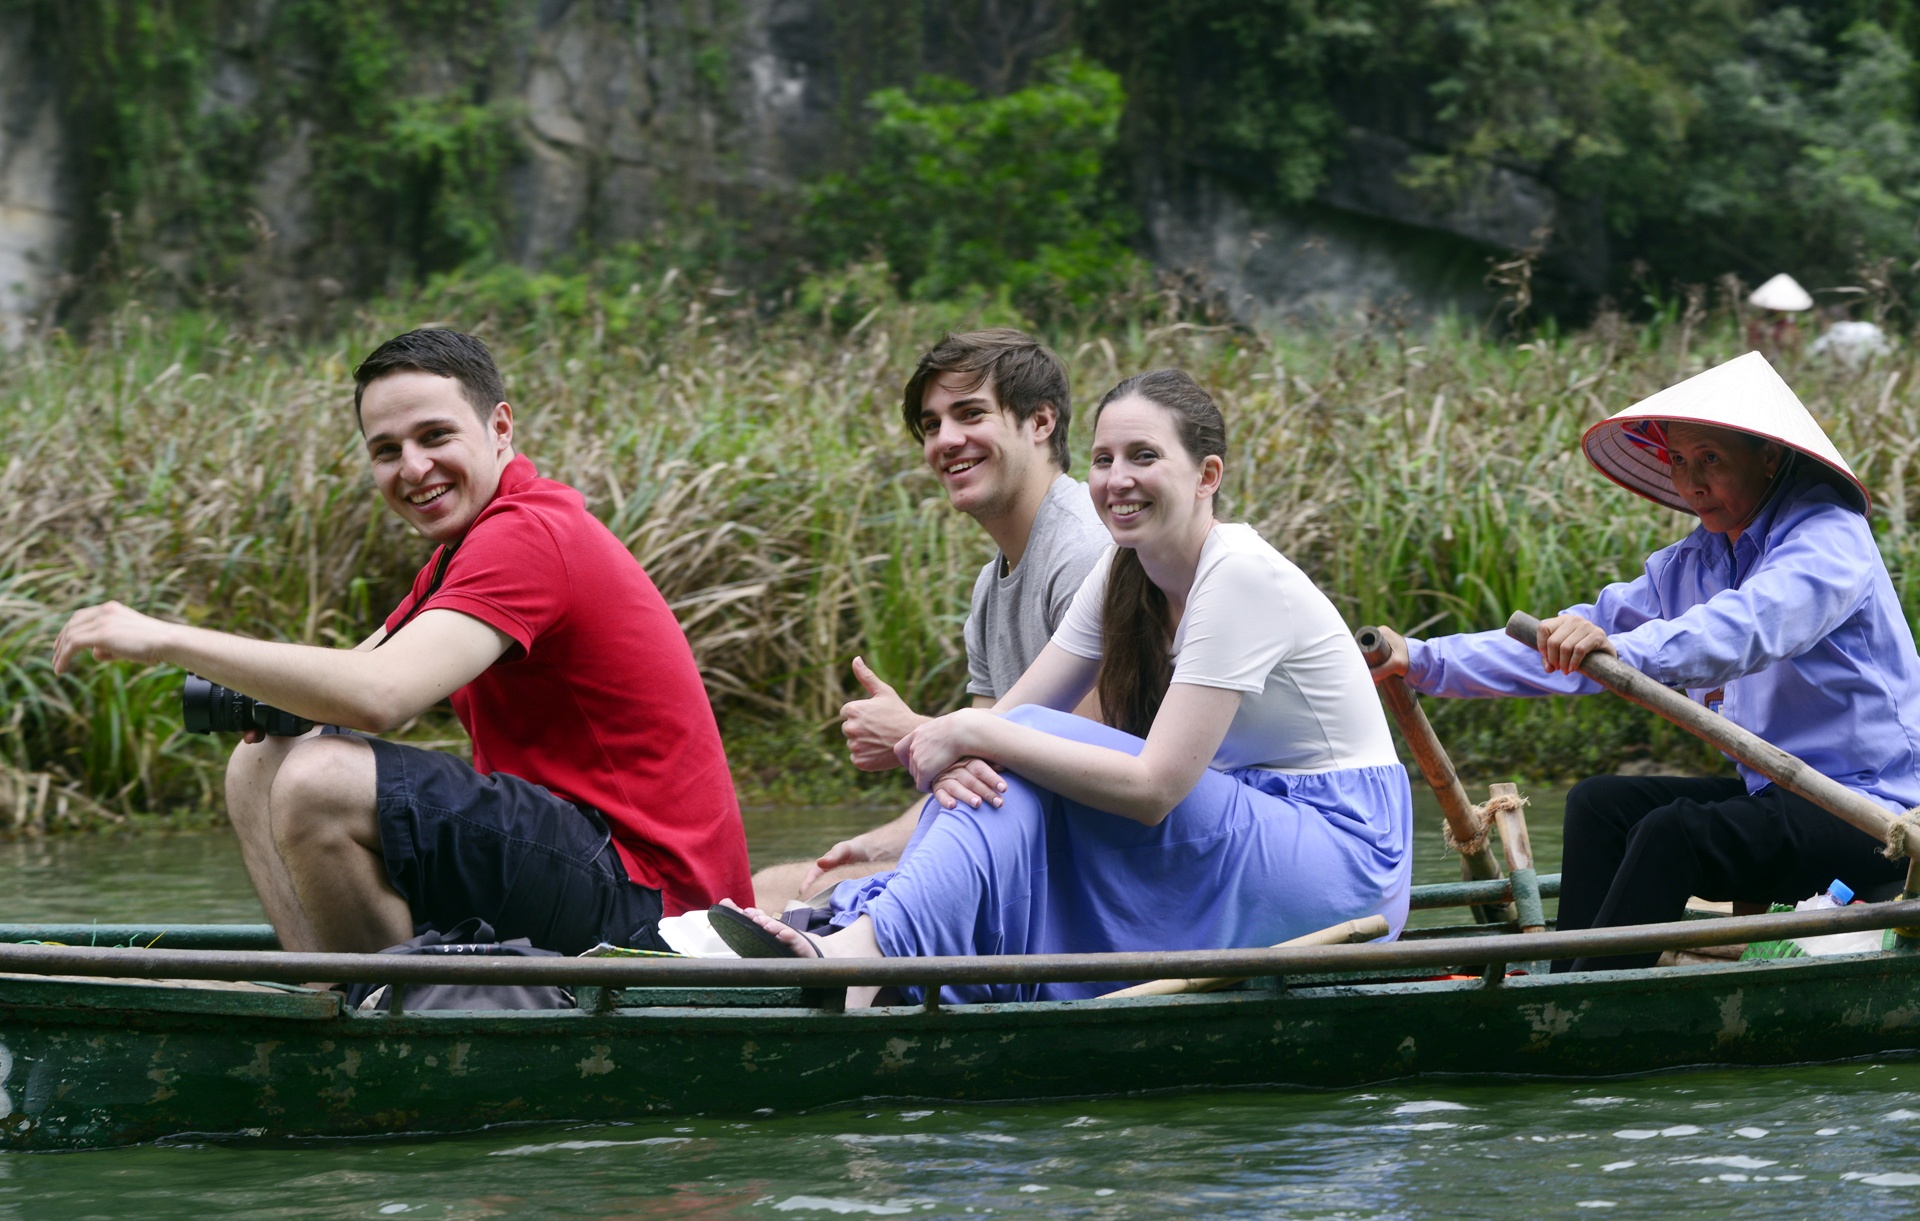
[{"left": 963, "top": 474, "right": 1109, "bottom": 698}]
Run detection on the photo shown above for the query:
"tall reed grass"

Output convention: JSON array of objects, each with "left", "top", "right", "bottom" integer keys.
[{"left": 3, "top": 281, "right": 1916, "bottom": 829}]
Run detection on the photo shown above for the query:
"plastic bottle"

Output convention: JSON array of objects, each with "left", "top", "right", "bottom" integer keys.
[
  {"left": 1793, "top": 878, "right": 1880, "bottom": 956},
  {"left": 1796, "top": 878, "right": 1856, "bottom": 912}
]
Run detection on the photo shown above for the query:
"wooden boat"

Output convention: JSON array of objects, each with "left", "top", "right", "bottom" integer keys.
[{"left": 5, "top": 878, "right": 1920, "bottom": 1152}]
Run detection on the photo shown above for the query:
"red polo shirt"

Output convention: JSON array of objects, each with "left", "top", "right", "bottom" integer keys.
[{"left": 385, "top": 454, "right": 751, "bottom": 915}]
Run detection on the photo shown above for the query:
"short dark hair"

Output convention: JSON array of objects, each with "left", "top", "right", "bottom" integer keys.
[
  {"left": 900, "top": 329, "right": 1073, "bottom": 472},
  {"left": 352, "top": 328, "right": 506, "bottom": 428}
]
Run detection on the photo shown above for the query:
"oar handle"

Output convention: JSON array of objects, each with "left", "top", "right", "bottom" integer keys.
[
  {"left": 1503, "top": 611, "right": 1895, "bottom": 844},
  {"left": 1356, "top": 627, "right": 1504, "bottom": 886},
  {"left": 1105, "top": 914, "right": 1390, "bottom": 998}
]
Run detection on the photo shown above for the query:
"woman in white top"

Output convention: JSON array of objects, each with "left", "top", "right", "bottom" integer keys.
[{"left": 713, "top": 370, "right": 1413, "bottom": 1003}]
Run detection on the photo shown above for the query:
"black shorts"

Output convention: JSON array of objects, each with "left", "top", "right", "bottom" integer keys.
[{"left": 359, "top": 735, "right": 669, "bottom": 956}]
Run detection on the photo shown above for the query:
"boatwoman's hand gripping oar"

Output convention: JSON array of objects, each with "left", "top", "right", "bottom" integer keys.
[
  {"left": 1534, "top": 614, "right": 1617, "bottom": 675},
  {"left": 896, "top": 708, "right": 1010, "bottom": 811},
  {"left": 1363, "top": 625, "right": 1411, "bottom": 682},
  {"left": 1363, "top": 618, "right": 1615, "bottom": 680}
]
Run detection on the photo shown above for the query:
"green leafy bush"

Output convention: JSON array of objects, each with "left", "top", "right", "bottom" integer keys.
[{"left": 800, "top": 54, "right": 1145, "bottom": 319}]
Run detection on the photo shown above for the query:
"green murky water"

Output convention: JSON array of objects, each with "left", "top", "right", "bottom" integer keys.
[
  {"left": 8, "top": 791, "right": 1920, "bottom": 1217},
  {"left": 4, "top": 1070, "right": 1920, "bottom": 1217}
]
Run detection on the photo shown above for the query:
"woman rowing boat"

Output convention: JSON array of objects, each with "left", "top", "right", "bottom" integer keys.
[
  {"left": 710, "top": 369, "right": 1414, "bottom": 1002},
  {"left": 1371, "top": 351, "right": 1920, "bottom": 971}
]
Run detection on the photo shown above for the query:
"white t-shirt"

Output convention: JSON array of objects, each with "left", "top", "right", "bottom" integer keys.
[{"left": 1053, "top": 523, "right": 1398, "bottom": 773}]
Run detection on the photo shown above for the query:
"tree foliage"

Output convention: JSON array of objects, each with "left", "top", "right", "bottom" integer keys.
[
  {"left": 799, "top": 53, "right": 1143, "bottom": 316},
  {"left": 25, "top": 0, "right": 1920, "bottom": 317},
  {"left": 1085, "top": 0, "right": 1920, "bottom": 297}
]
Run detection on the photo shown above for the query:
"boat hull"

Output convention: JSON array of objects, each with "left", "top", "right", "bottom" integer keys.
[{"left": 5, "top": 950, "right": 1920, "bottom": 1151}]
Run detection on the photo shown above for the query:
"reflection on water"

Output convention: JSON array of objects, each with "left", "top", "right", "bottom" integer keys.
[
  {"left": 0, "top": 833, "right": 265, "bottom": 925},
  {"left": 4, "top": 1068, "right": 1920, "bottom": 1217},
  {"left": 2, "top": 787, "right": 1917, "bottom": 1216}
]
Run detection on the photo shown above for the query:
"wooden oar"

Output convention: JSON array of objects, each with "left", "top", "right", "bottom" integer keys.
[
  {"left": 1103, "top": 914, "right": 1390, "bottom": 998},
  {"left": 0, "top": 903, "right": 1912, "bottom": 989},
  {"left": 1356, "top": 626, "right": 1515, "bottom": 923},
  {"left": 1502, "top": 611, "right": 1920, "bottom": 922}
]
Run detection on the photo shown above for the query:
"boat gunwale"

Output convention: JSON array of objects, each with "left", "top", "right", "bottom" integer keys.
[
  {"left": 0, "top": 901, "right": 1913, "bottom": 991},
  {"left": 3, "top": 941, "right": 1917, "bottom": 1029}
]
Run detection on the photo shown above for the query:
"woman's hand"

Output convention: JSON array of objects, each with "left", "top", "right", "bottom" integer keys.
[
  {"left": 928, "top": 758, "right": 1009, "bottom": 810},
  {"left": 1366, "top": 625, "right": 1410, "bottom": 682},
  {"left": 1536, "top": 614, "right": 1616, "bottom": 675},
  {"left": 897, "top": 708, "right": 1009, "bottom": 808}
]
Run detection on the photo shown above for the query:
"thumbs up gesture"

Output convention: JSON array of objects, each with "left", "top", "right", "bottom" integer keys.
[{"left": 840, "top": 656, "right": 927, "bottom": 771}]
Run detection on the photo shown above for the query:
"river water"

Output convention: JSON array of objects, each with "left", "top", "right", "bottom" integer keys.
[{"left": 4, "top": 790, "right": 1920, "bottom": 1217}]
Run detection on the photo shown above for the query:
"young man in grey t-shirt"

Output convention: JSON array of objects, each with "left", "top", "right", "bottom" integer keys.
[{"left": 749, "top": 329, "right": 1109, "bottom": 910}]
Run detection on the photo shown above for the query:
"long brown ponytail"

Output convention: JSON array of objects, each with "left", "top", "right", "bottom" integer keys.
[{"left": 1092, "top": 370, "right": 1228, "bottom": 738}]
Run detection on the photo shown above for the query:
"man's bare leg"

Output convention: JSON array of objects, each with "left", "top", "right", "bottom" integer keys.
[
  {"left": 752, "top": 858, "right": 900, "bottom": 912},
  {"left": 225, "top": 734, "right": 323, "bottom": 951},
  {"left": 265, "top": 735, "right": 414, "bottom": 954},
  {"left": 748, "top": 801, "right": 925, "bottom": 911}
]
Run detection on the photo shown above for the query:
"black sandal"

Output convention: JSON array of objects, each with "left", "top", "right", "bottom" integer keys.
[{"left": 708, "top": 904, "right": 824, "bottom": 959}]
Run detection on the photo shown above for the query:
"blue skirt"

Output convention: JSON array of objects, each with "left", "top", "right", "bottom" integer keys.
[{"left": 830, "top": 705, "right": 1414, "bottom": 1003}]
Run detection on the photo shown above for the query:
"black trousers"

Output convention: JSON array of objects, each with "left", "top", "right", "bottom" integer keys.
[{"left": 1555, "top": 774, "right": 1905, "bottom": 973}]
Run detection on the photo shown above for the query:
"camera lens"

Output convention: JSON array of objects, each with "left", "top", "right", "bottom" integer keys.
[
  {"left": 256, "top": 705, "right": 317, "bottom": 736},
  {"left": 182, "top": 674, "right": 217, "bottom": 734},
  {"left": 216, "top": 685, "right": 252, "bottom": 732},
  {"left": 181, "top": 674, "right": 314, "bottom": 736},
  {"left": 182, "top": 674, "right": 258, "bottom": 734}
]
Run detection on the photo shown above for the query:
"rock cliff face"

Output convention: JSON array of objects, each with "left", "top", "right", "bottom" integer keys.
[
  {"left": 1148, "top": 127, "right": 1608, "bottom": 326},
  {"left": 0, "top": 16, "right": 70, "bottom": 347},
  {"left": 236, "top": 0, "right": 846, "bottom": 321},
  {"left": 508, "top": 0, "right": 831, "bottom": 262},
  {"left": 0, "top": 0, "right": 1602, "bottom": 342}
]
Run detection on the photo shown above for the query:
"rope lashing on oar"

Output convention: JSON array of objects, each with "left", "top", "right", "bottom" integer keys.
[
  {"left": 1440, "top": 791, "right": 1529, "bottom": 858},
  {"left": 1882, "top": 808, "right": 1920, "bottom": 861}
]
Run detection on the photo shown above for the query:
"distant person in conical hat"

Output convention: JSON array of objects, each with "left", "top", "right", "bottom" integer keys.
[
  {"left": 1369, "top": 351, "right": 1920, "bottom": 972},
  {"left": 1746, "top": 273, "right": 1813, "bottom": 358}
]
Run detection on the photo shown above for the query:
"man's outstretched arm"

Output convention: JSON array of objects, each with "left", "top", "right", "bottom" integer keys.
[{"left": 54, "top": 603, "right": 511, "bottom": 732}]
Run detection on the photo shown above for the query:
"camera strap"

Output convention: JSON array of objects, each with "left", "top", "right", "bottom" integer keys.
[{"left": 376, "top": 544, "right": 459, "bottom": 649}]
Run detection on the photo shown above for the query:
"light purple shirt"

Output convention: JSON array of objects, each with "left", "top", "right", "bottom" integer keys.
[{"left": 1406, "top": 477, "right": 1920, "bottom": 812}]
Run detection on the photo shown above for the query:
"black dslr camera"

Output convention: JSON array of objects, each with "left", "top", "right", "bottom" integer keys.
[{"left": 182, "top": 674, "right": 315, "bottom": 737}]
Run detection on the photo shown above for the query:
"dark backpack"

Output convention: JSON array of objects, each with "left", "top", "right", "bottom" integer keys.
[{"left": 344, "top": 918, "right": 575, "bottom": 1012}]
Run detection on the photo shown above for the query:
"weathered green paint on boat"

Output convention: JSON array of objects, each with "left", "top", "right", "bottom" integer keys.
[{"left": 5, "top": 946, "right": 1920, "bottom": 1151}]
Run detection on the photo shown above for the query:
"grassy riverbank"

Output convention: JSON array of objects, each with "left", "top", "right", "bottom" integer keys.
[{"left": 3, "top": 276, "right": 1915, "bottom": 830}]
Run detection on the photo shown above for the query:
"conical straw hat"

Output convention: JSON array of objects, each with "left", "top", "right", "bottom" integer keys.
[
  {"left": 1582, "top": 351, "right": 1868, "bottom": 514},
  {"left": 1748, "top": 273, "right": 1813, "bottom": 312}
]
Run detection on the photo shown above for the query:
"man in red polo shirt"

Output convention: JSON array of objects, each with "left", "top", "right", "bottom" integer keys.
[{"left": 52, "top": 329, "right": 750, "bottom": 954}]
